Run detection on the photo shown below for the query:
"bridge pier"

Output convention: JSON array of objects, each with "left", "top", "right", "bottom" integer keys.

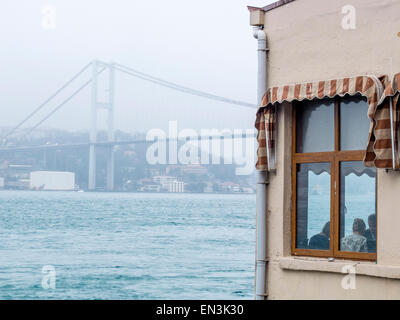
[
  {"left": 88, "top": 60, "right": 115, "bottom": 191},
  {"left": 106, "top": 146, "right": 114, "bottom": 191},
  {"left": 88, "top": 144, "right": 96, "bottom": 190},
  {"left": 88, "top": 60, "right": 98, "bottom": 191},
  {"left": 106, "top": 62, "right": 115, "bottom": 191}
]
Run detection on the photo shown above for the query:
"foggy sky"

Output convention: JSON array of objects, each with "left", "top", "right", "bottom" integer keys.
[{"left": 0, "top": 0, "right": 275, "bottom": 135}]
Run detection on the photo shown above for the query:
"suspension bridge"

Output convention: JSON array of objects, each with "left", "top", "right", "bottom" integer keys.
[{"left": 0, "top": 60, "right": 257, "bottom": 191}]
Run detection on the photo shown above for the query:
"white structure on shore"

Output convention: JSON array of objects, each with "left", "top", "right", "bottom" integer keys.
[
  {"left": 152, "top": 176, "right": 185, "bottom": 193},
  {"left": 30, "top": 171, "right": 75, "bottom": 191},
  {"left": 168, "top": 180, "right": 185, "bottom": 193}
]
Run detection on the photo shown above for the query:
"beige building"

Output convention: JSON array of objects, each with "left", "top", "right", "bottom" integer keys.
[{"left": 249, "top": 0, "right": 400, "bottom": 299}]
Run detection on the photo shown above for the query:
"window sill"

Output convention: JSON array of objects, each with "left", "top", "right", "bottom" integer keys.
[{"left": 279, "top": 256, "right": 400, "bottom": 280}]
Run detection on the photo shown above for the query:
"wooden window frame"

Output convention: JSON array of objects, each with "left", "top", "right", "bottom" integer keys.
[{"left": 291, "top": 98, "right": 377, "bottom": 261}]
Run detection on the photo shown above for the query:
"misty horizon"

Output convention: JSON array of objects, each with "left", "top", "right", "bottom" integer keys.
[{"left": 1, "top": 0, "right": 274, "bottom": 135}]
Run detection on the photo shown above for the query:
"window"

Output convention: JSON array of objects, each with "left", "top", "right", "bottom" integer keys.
[{"left": 292, "top": 95, "right": 377, "bottom": 260}]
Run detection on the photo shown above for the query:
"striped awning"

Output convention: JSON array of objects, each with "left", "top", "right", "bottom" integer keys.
[
  {"left": 374, "top": 73, "right": 400, "bottom": 169},
  {"left": 255, "top": 75, "right": 392, "bottom": 171}
]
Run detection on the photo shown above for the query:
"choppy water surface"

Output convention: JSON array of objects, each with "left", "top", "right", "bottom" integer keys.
[{"left": 0, "top": 191, "right": 255, "bottom": 299}]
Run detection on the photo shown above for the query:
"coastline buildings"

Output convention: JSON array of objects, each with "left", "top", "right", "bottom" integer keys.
[
  {"left": 0, "top": 161, "right": 255, "bottom": 193},
  {"left": 0, "top": 162, "right": 75, "bottom": 191},
  {"left": 135, "top": 174, "right": 255, "bottom": 194},
  {"left": 250, "top": 0, "right": 400, "bottom": 299},
  {"left": 0, "top": 129, "right": 256, "bottom": 193}
]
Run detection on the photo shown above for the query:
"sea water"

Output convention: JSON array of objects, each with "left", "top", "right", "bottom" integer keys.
[{"left": 0, "top": 191, "right": 256, "bottom": 300}]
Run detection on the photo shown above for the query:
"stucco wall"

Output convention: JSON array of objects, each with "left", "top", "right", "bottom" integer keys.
[
  {"left": 264, "top": 0, "right": 400, "bottom": 86},
  {"left": 260, "top": 0, "right": 400, "bottom": 299}
]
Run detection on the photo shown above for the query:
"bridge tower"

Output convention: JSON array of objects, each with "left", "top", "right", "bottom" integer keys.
[{"left": 88, "top": 60, "right": 115, "bottom": 191}]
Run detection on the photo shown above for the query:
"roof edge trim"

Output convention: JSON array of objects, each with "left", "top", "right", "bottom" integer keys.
[{"left": 247, "top": 0, "right": 296, "bottom": 13}]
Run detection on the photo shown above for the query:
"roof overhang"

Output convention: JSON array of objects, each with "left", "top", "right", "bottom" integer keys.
[
  {"left": 248, "top": 0, "right": 296, "bottom": 26},
  {"left": 247, "top": 0, "right": 296, "bottom": 13}
]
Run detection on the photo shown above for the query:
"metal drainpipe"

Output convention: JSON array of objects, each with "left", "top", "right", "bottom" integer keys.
[{"left": 253, "top": 26, "right": 269, "bottom": 300}]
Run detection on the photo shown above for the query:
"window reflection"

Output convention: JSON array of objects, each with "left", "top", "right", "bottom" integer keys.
[
  {"left": 339, "top": 161, "right": 376, "bottom": 253},
  {"left": 340, "top": 95, "right": 370, "bottom": 151},
  {"left": 296, "top": 163, "right": 331, "bottom": 250},
  {"left": 296, "top": 99, "right": 334, "bottom": 153}
]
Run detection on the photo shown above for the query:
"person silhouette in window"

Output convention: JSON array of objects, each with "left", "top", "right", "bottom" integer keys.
[
  {"left": 341, "top": 218, "right": 368, "bottom": 252},
  {"left": 308, "top": 222, "right": 330, "bottom": 250},
  {"left": 363, "top": 214, "right": 376, "bottom": 253}
]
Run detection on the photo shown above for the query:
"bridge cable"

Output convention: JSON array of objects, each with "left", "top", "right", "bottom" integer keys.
[
  {"left": 113, "top": 63, "right": 257, "bottom": 109},
  {"left": 6, "top": 60, "right": 256, "bottom": 144},
  {"left": 19, "top": 67, "right": 106, "bottom": 140},
  {"left": 1, "top": 62, "right": 93, "bottom": 141}
]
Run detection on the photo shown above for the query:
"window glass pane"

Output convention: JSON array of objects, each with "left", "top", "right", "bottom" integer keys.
[
  {"left": 296, "top": 99, "right": 334, "bottom": 153},
  {"left": 339, "top": 161, "right": 376, "bottom": 253},
  {"left": 340, "top": 95, "right": 370, "bottom": 151},
  {"left": 296, "top": 163, "right": 331, "bottom": 250}
]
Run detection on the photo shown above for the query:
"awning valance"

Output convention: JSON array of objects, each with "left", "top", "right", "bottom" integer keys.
[
  {"left": 255, "top": 75, "right": 391, "bottom": 171},
  {"left": 374, "top": 73, "right": 400, "bottom": 169}
]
